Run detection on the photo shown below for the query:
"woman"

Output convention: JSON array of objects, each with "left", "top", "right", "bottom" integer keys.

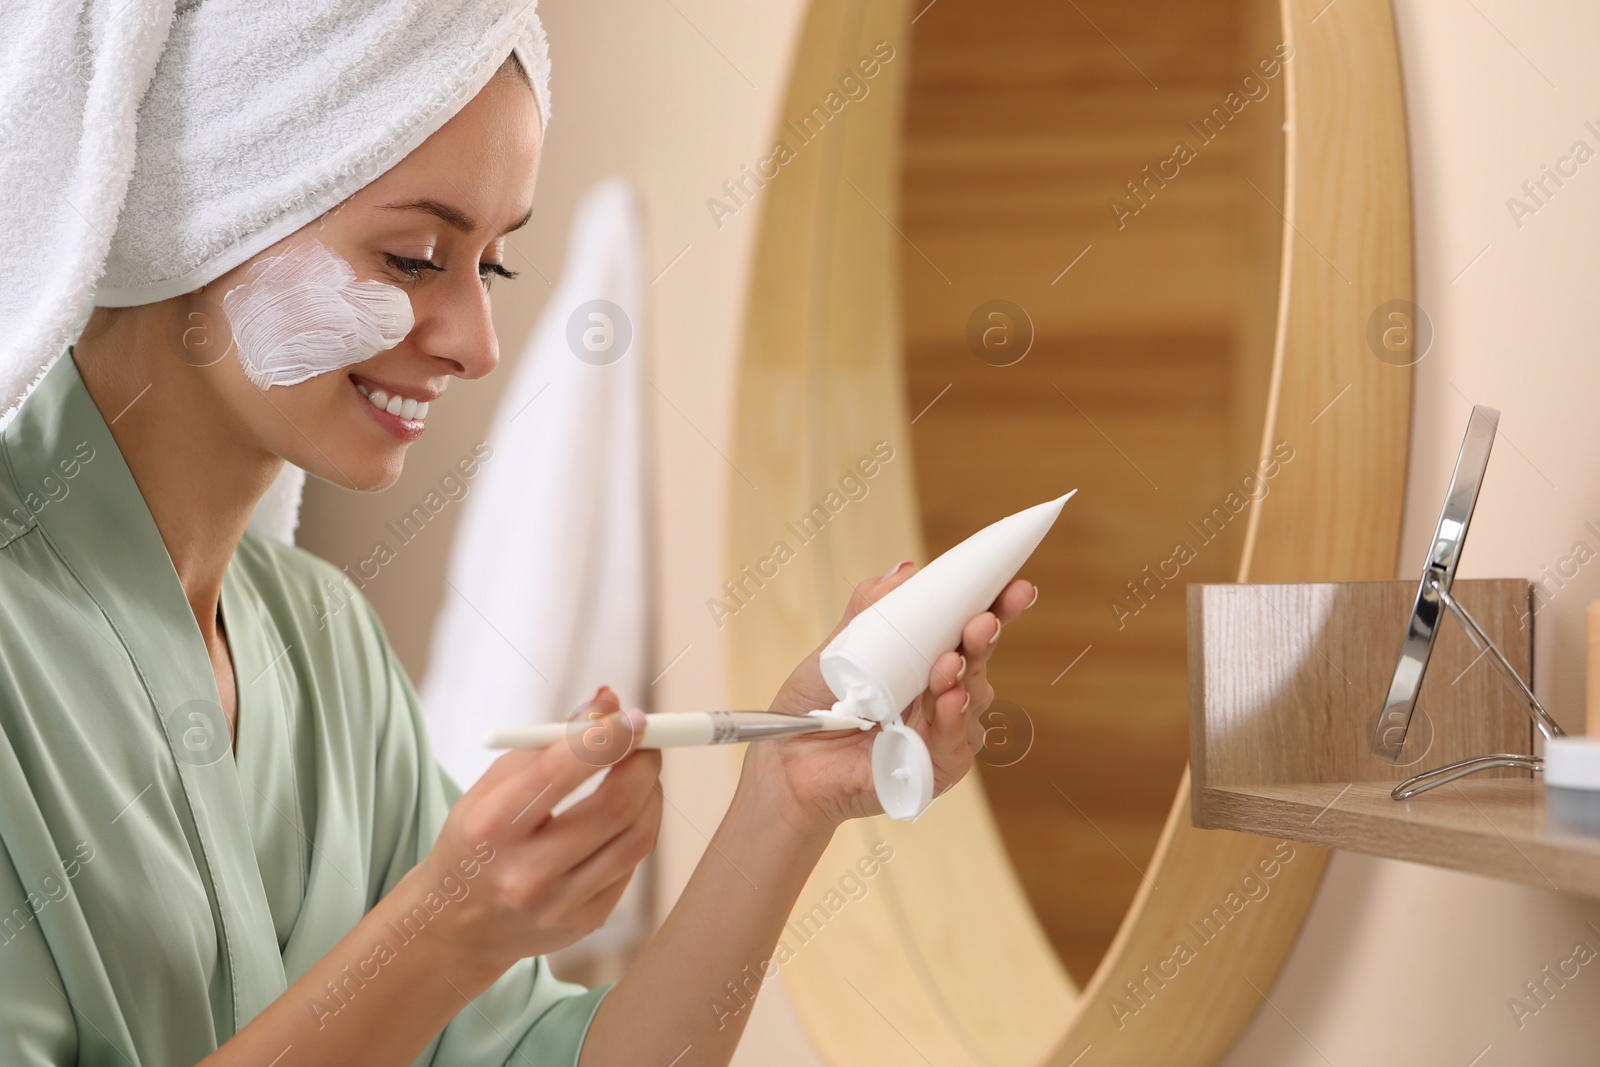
[{"left": 0, "top": 3, "right": 1035, "bottom": 1065}]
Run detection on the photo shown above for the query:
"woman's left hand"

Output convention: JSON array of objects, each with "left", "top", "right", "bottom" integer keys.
[{"left": 741, "top": 559, "right": 1038, "bottom": 833}]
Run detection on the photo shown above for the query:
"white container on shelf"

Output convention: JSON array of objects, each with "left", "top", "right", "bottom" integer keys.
[{"left": 1545, "top": 736, "right": 1600, "bottom": 832}]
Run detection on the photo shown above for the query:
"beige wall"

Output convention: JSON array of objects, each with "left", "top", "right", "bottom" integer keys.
[
  {"left": 300, "top": 0, "right": 1600, "bottom": 1061},
  {"left": 1220, "top": 2, "right": 1600, "bottom": 1062}
]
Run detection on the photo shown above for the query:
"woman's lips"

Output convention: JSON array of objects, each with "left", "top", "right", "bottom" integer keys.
[
  {"left": 351, "top": 375, "right": 426, "bottom": 442},
  {"left": 353, "top": 376, "right": 432, "bottom": 420}
]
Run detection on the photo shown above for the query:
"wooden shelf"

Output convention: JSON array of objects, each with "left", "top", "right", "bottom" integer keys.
[
  {"left": 1188, "top": 578, "right": 1600, "bottom": 899},
  {"left": 1198, "top": 779, "right": 1600, "bottom": 896}
]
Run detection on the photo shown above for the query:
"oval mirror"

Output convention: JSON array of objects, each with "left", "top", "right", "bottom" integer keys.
[{"left": 724, "top": 0, "right": 1414, "bottom": 1062}]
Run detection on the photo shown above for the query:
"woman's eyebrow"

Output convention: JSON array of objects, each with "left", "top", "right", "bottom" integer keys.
[{"left": 377, "top": 197, "right": 534, "bottom": 235}]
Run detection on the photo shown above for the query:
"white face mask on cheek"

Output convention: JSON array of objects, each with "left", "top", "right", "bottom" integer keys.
[{"left": 221, "top": 237, "right": 415, "bottom": 390}]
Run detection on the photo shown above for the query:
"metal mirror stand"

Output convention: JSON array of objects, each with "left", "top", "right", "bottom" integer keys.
[{"left": 1370, "top": 405, "right": 1565, "bottom": 800}]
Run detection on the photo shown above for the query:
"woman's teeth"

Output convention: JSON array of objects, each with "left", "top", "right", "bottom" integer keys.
[{"left": 356, "top": 382, "right": 429, "bottom": 420}]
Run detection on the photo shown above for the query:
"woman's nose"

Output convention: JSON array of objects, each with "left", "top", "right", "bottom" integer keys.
[{"left": 409, "top": 276, "right": 501, "bottom": 380}]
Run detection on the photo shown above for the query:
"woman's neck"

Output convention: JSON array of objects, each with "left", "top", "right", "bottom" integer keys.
[{"left": 70, "top": 312, "right": 282, "bottom": 643}]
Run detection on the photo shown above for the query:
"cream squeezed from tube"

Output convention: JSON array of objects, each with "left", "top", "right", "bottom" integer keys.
[
  {"left": 814, "top": 490, "right": 1077, "bottom": 820},
  {"left": 221, "top": 238, "right": 414, "bottom": 390}
]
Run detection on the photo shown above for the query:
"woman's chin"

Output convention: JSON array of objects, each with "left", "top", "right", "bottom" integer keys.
[
  {"left": 350, "top": 456, "right": 409, "bottom": 493},
  {"left": 294, "top": 448, "right": 408, "bottom": 494}
]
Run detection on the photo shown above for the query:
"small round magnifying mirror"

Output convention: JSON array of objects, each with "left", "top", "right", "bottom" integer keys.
[{"left": 1372, "top": 404, "right": 1567, "bottom": 799}]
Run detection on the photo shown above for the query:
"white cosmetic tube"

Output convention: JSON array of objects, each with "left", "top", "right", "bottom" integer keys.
[{"left": 818, "top": 490, "right": 1076, "bottom": 820}]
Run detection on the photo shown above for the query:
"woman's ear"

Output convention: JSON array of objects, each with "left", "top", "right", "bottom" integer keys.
[{"left": 172, "top": 287, "right": 234, "bottom": 370}]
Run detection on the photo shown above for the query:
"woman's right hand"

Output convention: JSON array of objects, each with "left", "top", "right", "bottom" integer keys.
[{"left": 410, "top": 686, "right": 664, "bottom": 981}]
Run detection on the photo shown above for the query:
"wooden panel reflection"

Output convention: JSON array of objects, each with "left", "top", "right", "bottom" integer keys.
[{"left": 900, "top": 0, "right": 1283, "bottom": 981}]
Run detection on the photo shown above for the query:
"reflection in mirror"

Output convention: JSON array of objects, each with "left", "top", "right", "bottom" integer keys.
[{"left": 899, "top": 0, "right": 1286, "bottom": 981}]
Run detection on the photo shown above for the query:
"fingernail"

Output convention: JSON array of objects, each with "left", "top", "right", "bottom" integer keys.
[
  {"left": 955, "top": 655, "right": 967, "bottom": 682},
  {"left": 882, "top": 558, "right": 914, "bottom": 580},
  {"left": 623, "top": 707, "right": 646, "bottom": 732},
  {"left": 1026, "top": 586, "right": 1040, "bottom": 610},
  {"left": 959, "top": 690, "right": 972, "bottom": 715},
  {"left": 988, "top": 620, "right": 1002, "bottom": 646}
]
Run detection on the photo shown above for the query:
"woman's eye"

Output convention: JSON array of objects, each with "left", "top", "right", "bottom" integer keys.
[
  {"left": 385, "top": 254, "right": 444, "bottom": 280},
  {"left": 478, "top": 262, "right": 519, "bottom": 290},
  {"left": 383, "top": 255, "right": 519, "bottom": 290}
]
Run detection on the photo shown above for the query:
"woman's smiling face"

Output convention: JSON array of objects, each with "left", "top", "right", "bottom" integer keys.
[{"left": 195, "top": 61, "right": 543, "bottom": 492}]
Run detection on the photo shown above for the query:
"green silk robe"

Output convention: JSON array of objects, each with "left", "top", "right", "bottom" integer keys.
[{"left": 0, "top": 350, "right": 610, "bottom": 1065}]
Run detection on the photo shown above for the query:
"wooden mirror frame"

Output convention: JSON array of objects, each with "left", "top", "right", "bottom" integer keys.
[{"left": 721, "top": 0, "right": 1413, "bottom": 1062}]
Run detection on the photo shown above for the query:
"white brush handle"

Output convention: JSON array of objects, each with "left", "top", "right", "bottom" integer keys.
[
  {"left": 483, "top": 712, "right": 711, "bottom": 750},
  {"left": 480, "top": 722, "right": 583, "bottom": 749},
  {"left": 482, "top": 710, "right": 870, "bottom": 751}
]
